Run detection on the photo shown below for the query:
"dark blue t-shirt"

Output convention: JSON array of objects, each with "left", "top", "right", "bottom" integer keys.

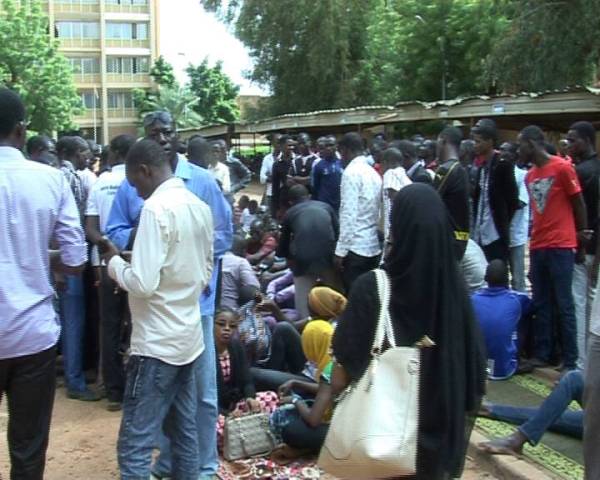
[{"left": 312, "top": 157, "right": 343, "bottom": 212}]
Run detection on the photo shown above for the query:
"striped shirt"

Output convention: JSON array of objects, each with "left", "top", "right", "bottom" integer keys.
[{"left": 0, "top": 147, "right": 87, "bottom": 359}]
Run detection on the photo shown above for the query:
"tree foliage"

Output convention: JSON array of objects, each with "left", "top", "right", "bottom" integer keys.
[
  {"left": 135, "top": 84, "right": 203, "bottom": 130},
  {"left": 150, "top": 55, "right": 176, "bottom": 88},
  {"left": 0, "top": 0, "right": 81, "bottom": 133},
  {"left": 201, "top": 0, "right": 376, "bottom": 115},
  {"left": 186, "top": 59, "right": 240, "bottom": 123}
]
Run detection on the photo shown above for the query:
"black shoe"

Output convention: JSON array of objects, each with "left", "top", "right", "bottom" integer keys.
[
  {"left": 67, "top": 388, "right": 102, "bottom": 402},
  {"left": 106, "top": 400, "right": 122, "bottom": 412},
  {"left": 516, "top": 360, "right": 534, "bottom": 374}
]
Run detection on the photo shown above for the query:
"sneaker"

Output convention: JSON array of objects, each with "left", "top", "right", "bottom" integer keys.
[
  {"left": 106, "top": 400, "right": 122, "bottom": 412},
  {"left": 67, "top": 388, "right": 102, "bottom": 402}
]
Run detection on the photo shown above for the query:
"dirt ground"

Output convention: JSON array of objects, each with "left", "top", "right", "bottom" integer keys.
[{"left": 0, "top": 385, "right": 496, "bottom": 480}]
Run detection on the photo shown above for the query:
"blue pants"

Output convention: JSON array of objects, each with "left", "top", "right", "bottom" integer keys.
[
  {"left": 117, "top": 355, "right": 200, "bottom": 480},
  {"left": 153, "top": 315, "right": 218, "bottom": 478},
  {"left": 530, "top": 248, "right": 578, "bottom": 368},
  {"left": 58, "top": 274, "right": 87, "bottom": 392},
  {"left": 488, "top": 370, "right": 583, "bottom": 444}
]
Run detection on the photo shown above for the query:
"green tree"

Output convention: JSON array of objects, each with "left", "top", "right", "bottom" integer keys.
[
  {"left": 487, "top": 0, "right": 600, "bottom": 93},
  {"left": 150, "top": 55, "right": 176, "bottom": 88},
  {"left": 0, "top": 0, "right": 81, "bottom": 133},
  {"left": 134, "top": 84, "right": 202, "bottom": 130},
  {"left": 186, "top": 58, "right": 240, "bottom": 123},
  {"left": 201, "top": 0, "right": 376, "bottom": 115},
  {"left": 359, "top": 0, "right": 510, "bottom": 103}
]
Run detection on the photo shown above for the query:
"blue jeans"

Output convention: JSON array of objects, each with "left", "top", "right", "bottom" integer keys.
[
  {"left": 489, "top": 370, "right": 583, "bottom": 444},
  {"left": 530, "top": 248, "right": 578, "bottom": 368},
  {"left": 572, "top": 255, "right": 596, "bottom": 369},
  {"left": 117, "top": 355, "right": 199, "bottom": 480},
  {"left": 153, "top": 315, "right": 218, "bottom": 478},
  {"left": 58, "top": 274, "right": 87, "bottom": 392}
]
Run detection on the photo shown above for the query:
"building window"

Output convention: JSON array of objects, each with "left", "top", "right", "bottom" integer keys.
[
  {"left": 57, "top": 0, "right": 98, "bottom": 4},
  {"left": 107, "top": 91, "right": 134, "bottom": 109},
  {"left": 68, "top": 57, "right": 100, "bottom": 74},
  {"left": 81, "top": 91, "right": 101, "bottom": 109},
  {"left": 106, "top": 0, "right": 147, "bottom": 4},
  {"left": 106, "top": 56, "right": 150, "bottom": 74},
  {"left": 56, "top": 21, "right": 99, "bottom": 38},
  {"left": 106, "top": 22, "right": 148, "bottom": 40}
]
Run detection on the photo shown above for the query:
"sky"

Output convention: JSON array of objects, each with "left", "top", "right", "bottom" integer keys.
[{"left": 158, "top": 0, "right": 266, "bottom": 96}]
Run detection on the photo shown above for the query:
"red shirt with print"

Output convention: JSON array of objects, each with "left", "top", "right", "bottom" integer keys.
[{"left": 526, "top": 155, "right": 582, "bottom": 250}]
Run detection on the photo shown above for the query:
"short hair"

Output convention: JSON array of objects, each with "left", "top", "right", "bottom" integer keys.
[
  {"left": 268, "top": 132, "right": 282, "bottom": 143},
  {"left": 486, "top": 259, "right": 509, "bottom": 287},
  {"left": 56, "top": 136, "right": 81, "bottom": 158},
  {"left": 520, "top": 125, "right": 546, "bottom": 144},
  {"left": 126, "top": 138, "right": 169, "bottom": 168},
  {"left": 288, "top": 184, "right": 310, "bottom": 203},
  {"left": 0, "top": 87, "right": 26, "bottom": 137},
  {"left": 394, "top": 139, "right": 417, "bottom": 160},
  {"left": 382, "top": 147, "right": 403, "bottom": 167},
  {"left": 278, "top": 134, "right": 292, "bottom": 146},
  {"left": 142, "top": 110, "right": 173, "bottom": 128},
  {"left": 570, "top": 121, "right": 596, "bottom": 147},
  {"left": 500, "top": 141, "right": 518, "bottom": 156},
  {"left": 231, "top": 234, "right": 247, "bottom": 257},
  {"left": 472, "top": 118, "right": 498, "bottom": 144},
  {"left": 338, "top": 132, "right": 363, "bottom": 153},
  {"left": 296, "top": 132, "right": 311, "bottom": 145},
  {"left": 26, "top": 135, "right": 52, "bottom": 156},
  {"left": 188, "top": 135, "right": 209, "bottom": 158},
  {"left": 439, "top": 126, "right": 463, "bottom": 149},
  {"left": 109, "top": 134, "right": 136, "bottom": 159}
]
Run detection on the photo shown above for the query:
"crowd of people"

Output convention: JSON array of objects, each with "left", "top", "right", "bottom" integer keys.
[{"left": 2, "top": 81, "right": 600, "bottom": 479}]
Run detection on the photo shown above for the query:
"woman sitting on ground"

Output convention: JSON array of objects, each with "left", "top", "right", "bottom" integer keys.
[
  {"left": 331, "top": 184, "right": 486, "bottom": 479},
  {"left": 272, "top": 320, "right": 335, "bottom": 456},
  {"left": 214, "top": 307, "right": 278, "bottom": 448}
]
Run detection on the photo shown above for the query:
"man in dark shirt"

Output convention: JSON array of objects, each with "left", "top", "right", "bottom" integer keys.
[
  {"left": 277, "top": 185, "right": 340, "bottom": 319},
  {"left": 567, "top": 121, "right": 600, "bottom": 368},
  {"left": 395, "top": 139, "right": 432, "bottom": 184},
  {"left": 312, "top": 135, "right": 343, "bottom": 212},
  {"left": 435, "top": 127, "right": 471, "bottom": 260},
  {"left": 271, "top": 134, "right": 295, "bottom": 219},
  {"left": 289, "top": 132, "right": 318, "bottom": 188}
]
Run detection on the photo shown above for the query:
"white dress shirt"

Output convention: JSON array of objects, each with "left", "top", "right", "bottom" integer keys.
[
  {"left": 77, "top": 167, "right": 97, "bottom": 201},
  {"left": 335, "top": 155, "right": 382, "bottom": 258},
  {"left": 108, "top": 177, "right": 214, "bottom": 365},
  {"left": 208, "top": 161, "right": 231, "bottom": 193},
  {"left": 260, "top": 152, "right": 276, "bottom": 196},
  {"left": 509, "top": 166, "right": 530, "bottom": 248},
  {"left": 85, "top": 164, "right": 126, "bottom": 265},
  {"left": 383, "top": 166, "right": 412, "bottom": 242}
]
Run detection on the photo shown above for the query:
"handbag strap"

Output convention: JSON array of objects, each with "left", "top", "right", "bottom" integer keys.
[{"left": 372, "top": 269, "right": 396, "bottom": 354}]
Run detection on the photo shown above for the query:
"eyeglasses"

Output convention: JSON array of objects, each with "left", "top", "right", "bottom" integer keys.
[{"left": 143, "top": 111, "right": 173, "bottom": 127}]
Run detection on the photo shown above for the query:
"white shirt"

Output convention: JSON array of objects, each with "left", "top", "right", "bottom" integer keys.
[
  {"left": 86, "top": 164, "right": 126, "bottom": 265},
  {"left": 208, "top": 161, "right": 231, "bottom": 193},
  {"left": 461, "top": 239, "right": 488, "bottom": 293},
  {"left": 473, "top": 164, "right": 500, "bottom": 247},
  {"left": 241, "top": 208, "right": 255, "bottom": 232},
  {"left": 77, "top": 167, "right": 97, "bottom": 200},
  {"left": 260, "top": 152, "right": 276, "bottom": 196},
  {"left": 108, "top": 177, "right": 214, "bottom": 365},
  {"left": 382, "top": 166, "right": 412, "bottom": 242},
  {"left": 509, "top": 166, "right": 530, "bottom": 248},
  {"left": 336, "top": 155, "right": 382, "bottom": 258}
]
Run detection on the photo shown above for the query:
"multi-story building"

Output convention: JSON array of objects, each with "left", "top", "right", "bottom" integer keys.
[{"left": 45, "top": 0, "right": 159, "bottom": 144}]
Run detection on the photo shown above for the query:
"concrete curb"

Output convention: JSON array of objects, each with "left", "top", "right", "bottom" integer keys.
[{"left": 469, "top": 430, "right": 558, "bottom": 480}]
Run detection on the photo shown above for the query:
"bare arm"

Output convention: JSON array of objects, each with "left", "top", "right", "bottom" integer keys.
[
  {"left": 296, "top": 382, "right": 333, "bottom": 428},
  {"left": 85, "top": 215, "right": 103, "bottom": 245}
]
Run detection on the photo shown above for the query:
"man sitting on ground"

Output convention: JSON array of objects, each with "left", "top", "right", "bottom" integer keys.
[
  {"left": 471, "top": 260, "right": 531, "bottom": 380},
  {"left": 220, "top": 235, "right": 261, "bottom": 310}
]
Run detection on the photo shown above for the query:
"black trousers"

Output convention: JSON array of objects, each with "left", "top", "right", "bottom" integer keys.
[
  {"left": 263, "top": 323, "right": 306, "bottom": 373},
  {"left": 0, "top": 346, "right": 56, "bottom": 480},
  {"left": 342, "top": 251, "right": 381, "bottom": 293},
  {"left": 100, "top": 268, "right": 128, "bottom": 402},
  {"left": 482, "top": 238, "right": 509, "bottom": 264}
]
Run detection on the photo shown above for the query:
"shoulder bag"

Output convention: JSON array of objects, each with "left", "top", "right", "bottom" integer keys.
[
  {"left": 223, "top": 412, "right": 277, "bottom": 461},
  {"left": 318, "top": 269, "right": 433, "bottom": 478}
]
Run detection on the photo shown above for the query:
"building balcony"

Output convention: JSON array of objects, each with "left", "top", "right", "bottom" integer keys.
[
  {"left": 105, "top": 72, "right": 151, "bottom": 85},
  {"left": 53, "top": 2, "right": 100, "bottom": 15},
  {"left": 107, "top": 107, "right": 137, "bottom": 120},
  {"left": 105, "top": 3, "right": 150, "bottom": 14},
  {"left": 72, "top": 73, "right": 102, "bottom": 85},
  {"left": 105, "top": 38, "right": 150, "bottom": 49},
  {"left": 74, "top": 108, "right": 102, "bottom": 124},
  {"left": 59, "top": 38, "right": 101, "bottom": 49}
]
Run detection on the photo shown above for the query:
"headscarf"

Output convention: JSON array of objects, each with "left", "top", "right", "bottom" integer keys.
[
  {"left": 308, "top": 287, "right": 347, "bottom": 320},
  {"left": 301, "top": 320, "right": 334, "bottom": 380},
  {"left": 384, "top": 183, "right": 486, "bottom": 477}
]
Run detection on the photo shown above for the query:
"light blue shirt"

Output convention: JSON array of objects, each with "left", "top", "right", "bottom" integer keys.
[
  {"left": 106, "top": 154, "right": 233, "bottom": 315},
  {"left": 510, "top": 166, "right": 530, "bottom": 248},
  {"left": 0, "top": 147, "right": 87, "bottom": 359}
]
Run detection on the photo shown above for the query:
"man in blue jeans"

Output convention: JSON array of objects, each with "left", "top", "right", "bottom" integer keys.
[
  {"left": 478, "top": 370, "right": 583, "bottom": 454},
  {"left": 102, "top": 139, "right": 215, "bottom": 478},
  {"left": 106, "top": 112, "right": 232, "bottom": 479},
  {"left": 519, "top": 126, "right": 588, "bottom": 372}
]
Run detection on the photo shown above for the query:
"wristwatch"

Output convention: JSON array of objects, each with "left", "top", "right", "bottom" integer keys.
[{"left": 291, "top": 396, "right": 301, "bottom": 406}]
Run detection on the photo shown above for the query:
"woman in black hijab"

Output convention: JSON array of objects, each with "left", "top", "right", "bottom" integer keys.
[{"left": 331, "top": 183, "right": 486, "bottom": 479}]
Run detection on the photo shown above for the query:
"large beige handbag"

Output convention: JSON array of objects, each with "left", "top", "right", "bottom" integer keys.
[
  {"left": 223, "top": 412, "right": 277, "bottom": 461},
  {"left": 318, "top": 269, "right": 427, "bottom": 479}
]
